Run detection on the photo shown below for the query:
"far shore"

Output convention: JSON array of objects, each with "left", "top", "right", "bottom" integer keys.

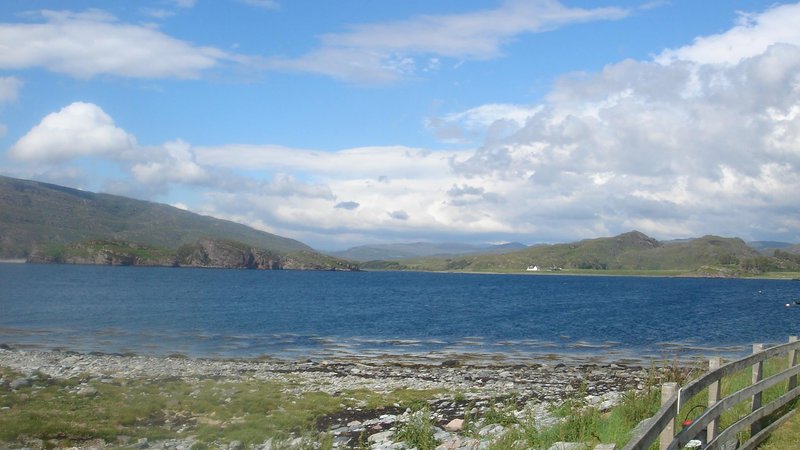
[{"left": 7, "top": 258, "right": 800, "bottom": 280}]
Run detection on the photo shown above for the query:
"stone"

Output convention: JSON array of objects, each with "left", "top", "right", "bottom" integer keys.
[
  {"left": 478, "top": 423, "right": 505, "bottom": 437},
  {"left": 332, "top": 436, "right": 351, "bottom": 448},
  {"left": 434, "top": 428, "right": 452, "bottom": 442},
  {"left": 368, "top": 430, "right": 394, "bottom": 443},
  {"left": 228, "top": 440, "right": 243, "bottom": 450},
  {"left": 547, "top": 443, "right": 588, "bottom": 450},
  {"left": 594, "top": 444, "right": 617, "bottom": 450},
  {"left": 444, "top": 418, "right": 464, "bottom": 432},
  {"left": 10, "top": 378, "right": 30, "bottom": 389},
  {"left": 61, "top": 355, "right": 80, "bottom": 366},
  {"left": 79, "top": 386, "right": 98, "bottom": 395}
]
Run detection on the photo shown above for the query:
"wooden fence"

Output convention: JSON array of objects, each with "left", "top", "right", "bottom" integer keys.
[{"left": 623, "top": 336, "right": 800, "bottom": 450}]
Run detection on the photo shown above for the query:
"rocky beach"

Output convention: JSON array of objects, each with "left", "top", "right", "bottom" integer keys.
[{"left": 0, "top": 346, "right": 676, "bottom": 450}]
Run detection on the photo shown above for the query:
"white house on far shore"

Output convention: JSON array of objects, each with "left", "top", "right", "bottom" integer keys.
[{"left": 526, "top": 265, "right": 539, "bottom": 272}]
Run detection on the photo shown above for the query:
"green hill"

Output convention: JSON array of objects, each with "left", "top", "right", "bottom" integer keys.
[
  {"left": 377, "top": 231, "right": 797, "bottom": 275},
  {"left": 0, "top": 175, "right": 312, "bottom": 258}
]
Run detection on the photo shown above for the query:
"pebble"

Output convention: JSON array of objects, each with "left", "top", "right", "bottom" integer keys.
[
  {"left": 9, "top": 378, "right": 30, "bottom": 389},
  {"left": 444, "top": 418, "right": 464, "bottom": 432},
  {"left": 0, "top": 347, "right": 667, "bottom": 450}
]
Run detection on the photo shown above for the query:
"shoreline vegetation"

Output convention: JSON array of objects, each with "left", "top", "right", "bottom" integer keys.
[
  {"left": 1, "top": 346, "right": 684, "bottom": 450},
  {"left": 12, "top": 258, "right": 800, "bottom": 281},
  {"left": 2, "top": 347, "right": 798, "bottom": 449}
]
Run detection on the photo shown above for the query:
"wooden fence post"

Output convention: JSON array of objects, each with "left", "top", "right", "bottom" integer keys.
[
  {"left": 751, "top": 343, "right": 765, "bottom": 436},
  {"left": 708, "top": 356, "right": 722, "bottom": 443},
  {"left": 789, "top": 336, "right": 798, "bottom": 391},
  {"left": 660, "top": 382, "right": 678, "bottom": 450}
]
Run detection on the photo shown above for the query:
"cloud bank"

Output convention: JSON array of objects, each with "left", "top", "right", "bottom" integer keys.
[{"left": 6, "top": 2, "right": 800, "bottom": 248}]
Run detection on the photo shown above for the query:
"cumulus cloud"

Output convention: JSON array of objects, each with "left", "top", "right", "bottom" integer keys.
[
  {"left": 427, "top": 104, "right": 542, "bottom": 144},
  {"left": 0, "top": 9, "right": 232, "bottom": 79},
  {"left": 131, "top": 140, "right": 209, "bottom": 185},
  {"left": 267, "top": 0, "right": 628, "bottom": 83},
  {"left": 9, "top": 102, "right": 136, "bottom": 162},
  {"left": 437, "top": 3, "right": 800, "bottom": 242},
  {"left": 8, "top": 2, "right": 800, "bottom": 247},
  {"left": 657, "top": 2, "right": 800, "bottom": 65}
]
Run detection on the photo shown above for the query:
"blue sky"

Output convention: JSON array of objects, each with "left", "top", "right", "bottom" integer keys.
[{"left": 2, "top": 0, "right": 800, "bottom": 250}]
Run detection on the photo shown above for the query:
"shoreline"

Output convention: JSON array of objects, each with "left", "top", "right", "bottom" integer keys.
[
  {"left": 6, "top": 260, "right": 800, "bottom": 280},
  {"left": 0, "top": 347, "right": 682, "bottom": 449},
  {"left": 0, "top": 337, "right": 749, "bottom": 368},
  {"left": 0, "top": 346, "right": 659, "bottom": 397}
]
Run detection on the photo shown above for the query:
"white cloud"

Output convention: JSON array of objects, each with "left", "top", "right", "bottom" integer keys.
[
  {"left": 267, "top": 0, "right": 628, "bottom": 83},
  {"left": 0, "top": 9, "right": 231, "bottom": 79},
  {"left": 194, "top": 144, "right": 457, "bottom": 179},
  {"left": 9, "top": 102, "right": 136, "bottom": 162},
  {"left": 436, "top": 9, "right": 800, "bottom": 243},
  {"left": 8, "top": 2, "right": 800, "bottom": 247},
  {"left": 131, "top": 139, "right": 209, "bottom": 185},
  {"left": 427, "top": 103, "right": 542, "bottom": 144},
  {"left": 657, "top": 3, "right": 800, "bottom": 65}
]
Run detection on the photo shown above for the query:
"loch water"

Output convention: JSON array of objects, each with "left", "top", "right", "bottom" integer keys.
[{"left": 1, "top": 263, "right": 799, "bottom": 363}]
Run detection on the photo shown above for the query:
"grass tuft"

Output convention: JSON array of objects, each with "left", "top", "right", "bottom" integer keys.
[{"left": 395, "top": 408, "right": 438, "bottom": 450}]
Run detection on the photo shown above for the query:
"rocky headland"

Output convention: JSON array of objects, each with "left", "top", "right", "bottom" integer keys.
[
  {"left": 26, "top": 238, "right": 359, "bottom": 271},
  {"left": 0, "top": 347, "right": 673, "bottom": 450}
]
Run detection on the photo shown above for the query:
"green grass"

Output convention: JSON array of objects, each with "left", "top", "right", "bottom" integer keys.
[
  {"left": 0, "top": 368, "right": 444, "bottom": 448},
  {"left": 758, "top": 409, "right": 800, "bottom": 449},
  {"left": 394, "top": 408, "right": 438, "bottom": 450},
  {"left": 2, "top": 354, "right": 797, "bottom": 450}
]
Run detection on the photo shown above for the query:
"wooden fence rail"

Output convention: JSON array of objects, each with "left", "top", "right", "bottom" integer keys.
[{"left": 623, "top": 335, "right": 800, "bottom": 450}]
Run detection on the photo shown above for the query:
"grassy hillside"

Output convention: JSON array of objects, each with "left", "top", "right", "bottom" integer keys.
[
  {"left": 0, "top": 176, "right": 311, "bottom": 258},
  {"left": 370, "top": 231, "right": 799, "bottom": 275}
]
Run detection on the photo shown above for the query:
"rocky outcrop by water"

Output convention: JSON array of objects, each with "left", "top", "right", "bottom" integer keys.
[
  {"left": 0, "top": 348, "right": 666, "bottom": 450},
  {"left": 26, "top": 238, "right": 358, "bottom": 271}
]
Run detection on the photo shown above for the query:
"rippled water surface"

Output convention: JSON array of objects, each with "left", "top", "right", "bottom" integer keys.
[{"left": 2, "top": 264, "right": 799, "bottom": 363}]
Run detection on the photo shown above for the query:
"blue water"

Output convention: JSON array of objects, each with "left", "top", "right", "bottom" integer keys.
[{"left": 1, "top": 263, "right": 799, "bottom": 363}]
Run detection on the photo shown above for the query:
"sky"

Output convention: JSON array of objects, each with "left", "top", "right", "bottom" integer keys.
[{"left": 1, "top": 0, "right": 800, "bottom": 250}]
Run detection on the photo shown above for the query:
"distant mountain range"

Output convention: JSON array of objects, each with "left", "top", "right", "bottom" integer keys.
[
  {"left": 0, "top": 175, "right": 354, "bottom": 270},
  {"left": 328, "top": 241, "right": 527, "bottom": 262}
]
